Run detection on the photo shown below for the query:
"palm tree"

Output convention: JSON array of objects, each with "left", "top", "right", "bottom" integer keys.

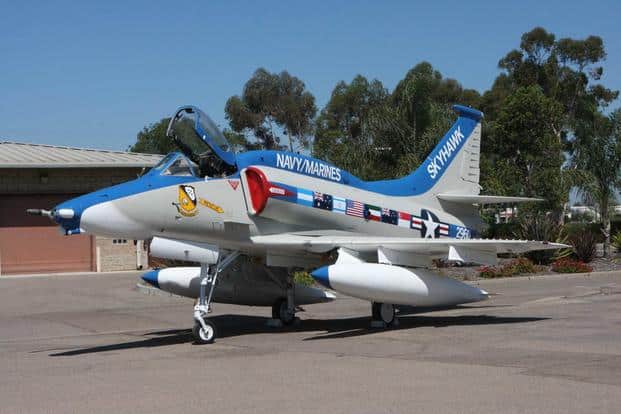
[{"left": 573, "top": 109, "right": 621, "bottom": 257}]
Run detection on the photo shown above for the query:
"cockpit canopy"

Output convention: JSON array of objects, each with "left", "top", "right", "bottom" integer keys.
[
  {"left": 151, "top": 152, "right": 198, "bottom": 177},
  {"left": 166, "top": 106, "right": 237, "bottom": 177}
]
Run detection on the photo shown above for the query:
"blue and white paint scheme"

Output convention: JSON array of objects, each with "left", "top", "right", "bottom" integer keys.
[{"left": 30, "top": 104, "right": 565, "bottom": 343}]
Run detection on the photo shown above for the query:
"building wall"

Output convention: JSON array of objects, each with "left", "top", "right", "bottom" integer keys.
[
  {"left": 95, "top": 238, "right": 142, "bottom": 272},
  {"left": 0, "top": 167, "right": 144, "bottom": 195},
  {"left": 0, "top": 167, "right": 149, "bottom": 274}
]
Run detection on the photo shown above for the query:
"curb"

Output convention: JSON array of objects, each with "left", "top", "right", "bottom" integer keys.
[
  {"left": 474, "top": 269, "right": 621, "bottom": 285},
  {"left": 0, "top": 270, "right": 147, "bottom": 279}
]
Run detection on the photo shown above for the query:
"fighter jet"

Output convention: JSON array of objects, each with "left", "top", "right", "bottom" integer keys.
[{"left": 28, "top": 104, "right": 565, "bottom": 343}]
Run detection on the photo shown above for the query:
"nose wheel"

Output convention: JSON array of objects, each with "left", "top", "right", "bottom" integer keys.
[{"left": 193, "top": 319, "right": 216, "bottom": 344}]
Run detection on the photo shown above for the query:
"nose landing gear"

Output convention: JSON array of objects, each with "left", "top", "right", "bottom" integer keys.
[{"left": 192, "top": 250, "right": 240, "bottom": 344}]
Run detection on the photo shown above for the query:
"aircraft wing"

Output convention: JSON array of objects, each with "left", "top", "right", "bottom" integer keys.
[
  {"left": 251, "top": 234, "right": 568, "bottom": 266},
  {"left": 436, "top": 194, "right": 544, "bottom": 204}
]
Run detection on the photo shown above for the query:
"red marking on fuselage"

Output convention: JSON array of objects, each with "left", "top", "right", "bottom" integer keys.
[{"left": 228, "top": 180, "right": 240, "bottom": 190}]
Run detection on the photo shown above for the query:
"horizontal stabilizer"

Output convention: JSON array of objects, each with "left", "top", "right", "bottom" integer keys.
[{"left": 437, "top": 194, "right": 544, "bottom": 204}]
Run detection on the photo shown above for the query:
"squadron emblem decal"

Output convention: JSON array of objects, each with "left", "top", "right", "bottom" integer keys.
[{"left": 173, "top": 185, "right": 198, "bottom": 217}]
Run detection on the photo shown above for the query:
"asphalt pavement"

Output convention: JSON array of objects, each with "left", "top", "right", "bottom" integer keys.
[{"left": 1, "top": 270, "right": 620, "bottom": 413}]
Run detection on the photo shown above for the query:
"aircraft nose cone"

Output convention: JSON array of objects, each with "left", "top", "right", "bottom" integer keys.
[
  {"left": 51, "top": 204, "right": 83, "bottom": 235},
  {"left": 141, "top": 270, "right": 160, "bottom": 288},
  {"left": 80, "top": 201, "right": 150, "bottom": 239}
]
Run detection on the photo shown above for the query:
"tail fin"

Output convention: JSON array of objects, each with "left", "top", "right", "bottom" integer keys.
[{"left": 394, "top": 104, "right": 483, "bottom": 196}]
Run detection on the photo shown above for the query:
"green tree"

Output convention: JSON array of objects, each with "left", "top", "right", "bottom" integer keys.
[
  {"left": 482, "top": 27, "right": 618, "bottom": 148},
  {"left": 313, "top": 75, "right": 389, "bottom": 178},
  {"left": 392, "top": 62, "right": 480, "bottom": 140},
  {"left": 129, "top": 118, "right": 176, "bottom": 154},
  {"left": 480, "top": 27, "right": 618, "bottom": 222},
  {"left": 572, "top": 109, "right": 621, "bottom": 257},
  {"left": 314, "top": 65, "right": 479, "bottom": 180},
  {"left": 225, "top": 68, "right": 317, "bottom": 152},
  {"left": 483, "top": 86, "right": 565, "bottom": 214}
]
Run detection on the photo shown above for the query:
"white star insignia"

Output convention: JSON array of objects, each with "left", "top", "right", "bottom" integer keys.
[{"left": 422, "top": 217, "right": 439, "bottom": 238}]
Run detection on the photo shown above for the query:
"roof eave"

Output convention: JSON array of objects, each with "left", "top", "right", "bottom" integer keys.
[{"left": 0, "top": 163, "right": 157, "bottom": 169}]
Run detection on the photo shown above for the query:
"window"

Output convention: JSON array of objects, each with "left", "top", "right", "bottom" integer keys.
[{"left": 162, "top": 157, "right": 197, "bottom": 177}]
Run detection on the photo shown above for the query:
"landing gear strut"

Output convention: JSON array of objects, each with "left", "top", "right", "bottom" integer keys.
[
  {"left": 370, "top": 302, "right": 398, "bottom": 328},
  {"left": 192, "top": 250, "right": 240, "bottom": 344}
]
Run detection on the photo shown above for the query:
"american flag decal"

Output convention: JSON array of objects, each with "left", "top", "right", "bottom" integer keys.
[{"left": 346, "top": 200, "right": 364, "bottom": 217}]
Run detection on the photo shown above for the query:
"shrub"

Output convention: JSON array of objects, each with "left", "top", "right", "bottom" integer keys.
[
  {"left": 551, "top": 231, "right": 573, "bottom": 262},
  {"left": 612, "top": 231, "right": 621, "bottom": 251},
  {"left": 563, "top": 222, "right": 605, "bottom": 243},
  {"left": 293, "top": 271, "right": 315, "bottom": 286},
  {"left": 570, "top": 229, "right": 597, "bottom": 263},
  {"left": 513, "top": 212, "right": 564, "bottom": 264},
  {"left": 482, "top": 221, "right": 520, "bottom": 239},
  {"left": 551, "top": 258, "right": 593, "bottom": 273},
  {"left": 478, "top": 266, "right": 504, "bottom": 279},
  {"left": 478, "top": 258, "right": 536, "bottom": 279},
  {"left": 508, "top": 257, "right": 536, "bottom": 274}
]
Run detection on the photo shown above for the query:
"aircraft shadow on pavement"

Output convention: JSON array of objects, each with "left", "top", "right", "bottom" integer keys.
[{"left": 49, "top": 313, "right": 547, "bottom": 356}]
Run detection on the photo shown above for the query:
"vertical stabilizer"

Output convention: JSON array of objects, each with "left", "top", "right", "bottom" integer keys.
[
  {"left": 405, "top": 104, "right": 483, "bottom": 196},
  {"left": 366, "top": 105, "right": 483, "bottom": 197}
]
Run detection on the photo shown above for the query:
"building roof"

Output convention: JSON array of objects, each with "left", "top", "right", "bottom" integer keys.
[{"left": 0, "top": 141, "right": 163, "bottom": 168}]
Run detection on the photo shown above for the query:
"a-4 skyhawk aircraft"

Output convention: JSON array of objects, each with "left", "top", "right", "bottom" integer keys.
[{"left": 28, "top": 104, "right": 565, "bottom": 343}]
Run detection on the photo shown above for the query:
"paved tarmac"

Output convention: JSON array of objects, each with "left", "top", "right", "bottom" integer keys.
[{"left": 1, "top": 271, "right": 620, "bottom": 413}]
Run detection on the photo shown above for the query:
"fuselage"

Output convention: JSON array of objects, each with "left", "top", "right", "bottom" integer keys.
[{"left": 53, "top": 149, "right": 482, "bottom": 256}]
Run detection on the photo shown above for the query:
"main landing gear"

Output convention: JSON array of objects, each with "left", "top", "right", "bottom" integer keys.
[
  {"left": 271, "top": 297, "right": 295, "bottom": 326},
  {"left": 265, "top": 268, "right": 298, "bottom": 327},
  {"left": 370, "top": 302, "right": 398, "bottom": 328},
  {"left": 192, "top": 250, "right": 240, "bottom": 344}
]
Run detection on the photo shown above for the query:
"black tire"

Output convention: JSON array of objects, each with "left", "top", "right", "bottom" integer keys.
[
  {"left": 192, "top": 320, "right": 217, "bottom": 344},
  {"left": 372, "top": 302, "right": 395, "bottom": 325},
  {"left": 272, "top": 298, "right": 295, "bottom": 325}
]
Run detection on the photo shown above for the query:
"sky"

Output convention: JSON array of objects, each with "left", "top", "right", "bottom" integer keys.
[{"left": 1, "top": 0, "right": 620, "bottom": 151}]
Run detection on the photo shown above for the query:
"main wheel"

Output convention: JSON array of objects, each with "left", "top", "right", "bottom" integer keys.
[
  {"left": 372, "top": 302, "right": 395, "bottom": 325},
  {"left": 192, "top": 319, "right": 217, "bottom": 344},
  {"left": 272, "top": 298, "right": 295, "bottom": 325}
]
